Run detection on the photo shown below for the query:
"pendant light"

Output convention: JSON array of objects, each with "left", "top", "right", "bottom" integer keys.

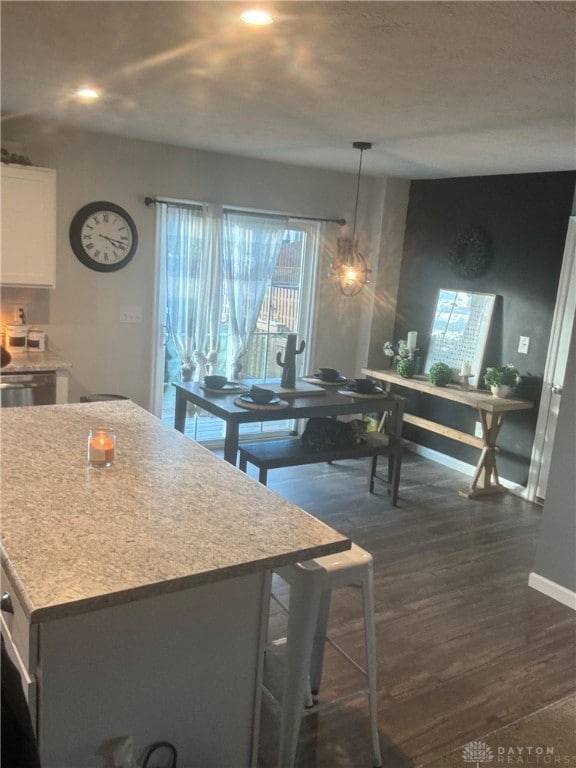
[{"left": 330, "top": 141, "right": 372, "bottom": 296}]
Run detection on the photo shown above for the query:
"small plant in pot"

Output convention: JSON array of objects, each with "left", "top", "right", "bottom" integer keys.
[
  {"left": 384, "top": 339, "right": 418, "bottom": 377},
  {"left": 396, "top": 357, "right": 416, "bottom": 379},
  {"left": 483, "top": 364, "right": 520, "bottom": 397},
  {"left": 428, "top": 362, "right": 453, "bottom": 387}
]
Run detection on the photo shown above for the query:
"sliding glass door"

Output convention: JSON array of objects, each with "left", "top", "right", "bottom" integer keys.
[{"left": 152, "top": 202, "right": 319, "bottom": 444}]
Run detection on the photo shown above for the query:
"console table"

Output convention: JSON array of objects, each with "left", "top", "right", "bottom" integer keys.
[{"left": 362, "top": 368, "right": 533, "bottom": 499}]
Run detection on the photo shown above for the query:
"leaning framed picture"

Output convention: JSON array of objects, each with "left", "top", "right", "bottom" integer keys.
[{"left": 423, "top": 289, "right": 497, "bottom": 388}]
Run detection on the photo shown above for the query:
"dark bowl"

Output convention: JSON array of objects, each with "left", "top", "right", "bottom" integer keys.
[
  {"left": 249, "top": 386, "right": 276, "bottom": 404},
  {"left": 318, "top": 367, "right": 340, "bottom": 381},
  {"left": 204, "top": 375, "right": 228, "bottom": 389},
  {"left": 354, "top": 377, "right": 376, "bottom": 393}
]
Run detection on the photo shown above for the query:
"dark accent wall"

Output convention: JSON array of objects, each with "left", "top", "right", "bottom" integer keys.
[{"left": 394, "top": 171, "right": 575, "bottom": 484}]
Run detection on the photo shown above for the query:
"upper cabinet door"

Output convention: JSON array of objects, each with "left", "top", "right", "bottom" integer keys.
[{"left": 1, "top": 165, "right": 57, "bottom": 287}]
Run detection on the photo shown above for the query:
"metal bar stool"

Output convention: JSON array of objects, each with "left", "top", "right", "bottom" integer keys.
[{"left": 264, "top": 543, "right": 382, "bottom": 768}]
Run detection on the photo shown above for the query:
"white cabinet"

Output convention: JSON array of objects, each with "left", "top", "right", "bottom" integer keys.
[
  {"left": 1, "top": 567, "right": 39, "bottom": 730},
  {"left": 1, "top": 165, "right": 57, "bottom": 287},
  {"left": 55, "top": 370, "right": 69, "bottom": 404}
]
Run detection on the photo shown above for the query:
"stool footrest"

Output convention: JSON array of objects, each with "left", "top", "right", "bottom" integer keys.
[
  {"left": 324, "top": 636, "right": 368, "bottom": 678},
  {"left": 302, "top": 688, "right": 372, "bottom": 716}
]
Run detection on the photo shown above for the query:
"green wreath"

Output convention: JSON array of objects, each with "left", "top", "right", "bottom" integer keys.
[{"left": 448, "top": 227, "right": 491, "bottom": 278}]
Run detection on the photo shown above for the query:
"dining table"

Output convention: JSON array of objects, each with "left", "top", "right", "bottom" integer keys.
[{"left": 173, "top": 378, "right": 402, "bottom": 465}]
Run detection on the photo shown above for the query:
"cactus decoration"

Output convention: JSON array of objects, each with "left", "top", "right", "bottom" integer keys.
[{"left": 276, "top": 334, "right": 306, "bottom": 389}]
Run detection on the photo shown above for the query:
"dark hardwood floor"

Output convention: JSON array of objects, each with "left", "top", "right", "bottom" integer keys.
[{"left": 244, "top": 451, "right": 576, "bottom": 768}]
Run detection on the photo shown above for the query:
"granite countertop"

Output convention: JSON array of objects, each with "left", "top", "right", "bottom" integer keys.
[
  {"left": 0, "top": 400, "right": 349, "bottom": 624},
  {"left": 2, "top": 347, "right": 72, "bottom": 372}
]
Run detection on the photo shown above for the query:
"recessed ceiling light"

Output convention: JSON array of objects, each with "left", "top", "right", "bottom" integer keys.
[
  {"left": 240, "top": 9, "right": 273, "bottom": 25},
  {"left": 75, "top": 87, "right": 100, "bottom": 101}
]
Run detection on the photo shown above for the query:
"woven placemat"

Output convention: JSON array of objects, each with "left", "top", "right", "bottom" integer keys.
[{"left": 234, "top": 397, "right": 289, "bottom": 410}]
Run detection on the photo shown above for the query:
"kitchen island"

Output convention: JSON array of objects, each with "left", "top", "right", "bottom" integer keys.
[{"left": 0, "top": 400, "right": 349, "bottom": 767}]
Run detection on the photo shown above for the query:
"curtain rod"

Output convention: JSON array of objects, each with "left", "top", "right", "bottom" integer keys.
[
  {"left": 289, "top": 214, "right": 346, "bottom": 226},
  {"left": 144, "top": 196, "right": 202, "bottom": 211},
  {"left": 144, "top": 196, "right": 345, "bottom": 226}
]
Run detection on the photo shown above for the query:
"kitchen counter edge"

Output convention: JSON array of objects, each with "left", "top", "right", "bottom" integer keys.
[
  {"left": 2, "top": 348, "right": 72, "bottom": 372},
  {"left": 1, "top": 539, "right": 350, "bottom": 625}
]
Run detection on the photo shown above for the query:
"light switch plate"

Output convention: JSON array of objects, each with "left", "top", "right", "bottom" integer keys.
[{"left": 518, "top": 335, "right": 530, "bottom": 354}]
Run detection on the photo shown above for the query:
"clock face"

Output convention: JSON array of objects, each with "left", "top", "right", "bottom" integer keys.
[{"left": 69, "top": 201, "right": 138, "bottom": 272}]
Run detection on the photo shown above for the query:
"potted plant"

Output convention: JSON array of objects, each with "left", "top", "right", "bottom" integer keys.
[
  {"left": 383, "top": 339, "right": 417, "bottom": 377},
  {"left": 383, "top": 339, "right": 409, "bottom": 365},
  {"left": 428, "top": 362, "right": 453, "bottom": 387},
  {"left": 396, "top": 357, "right": 416, "bottom": 379},
  {"left": 483, "top": 364, "right": 520, "bottom": 397}
]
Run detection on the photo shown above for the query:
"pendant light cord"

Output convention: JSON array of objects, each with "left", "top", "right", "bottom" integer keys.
[{"left": 351, "top": 141, "right": 372, "bottom": 241}]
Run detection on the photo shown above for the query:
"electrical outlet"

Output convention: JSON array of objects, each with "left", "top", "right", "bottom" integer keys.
[
  {"left": 13, "top": 303, "right": 28, "bottom": 323},
  {"left": 474, "top": 421, "right": 483, "bottom": 438},
  {"left": 120, "top": 305, "right": 142, "bottom": 323},
  {"left": 518, "top": 335, "right": 530, "bottom": 354}
]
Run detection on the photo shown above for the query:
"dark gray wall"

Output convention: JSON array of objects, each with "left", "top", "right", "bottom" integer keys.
[
  {"left": 533, "top": 316, "right": 576, "bottom": 592},
  {"left": 393, "top": 171, "right": 575, "bottom": 484}
]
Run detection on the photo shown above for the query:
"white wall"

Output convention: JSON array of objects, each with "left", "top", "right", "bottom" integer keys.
[
  {"left": 531, "top": 314, "right": 576, "bottom": 607},
  {"left": 364, "top": 176, "right": 411, "bottom": 370},
  {"left": 2, "top": 118, "right": 408, "bottom": 408}
]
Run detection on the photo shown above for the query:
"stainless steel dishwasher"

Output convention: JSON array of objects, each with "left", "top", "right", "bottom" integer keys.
[{"left": 0, "top": 372, "right": 57, "bottom": 407}]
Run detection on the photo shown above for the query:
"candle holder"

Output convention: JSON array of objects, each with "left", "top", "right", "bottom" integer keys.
[
  {"left": 460, "top": 374, "right": 473, "bottom": 390},
  {"left": 87, "top": 427, "right": 116, "bottom": 468}
]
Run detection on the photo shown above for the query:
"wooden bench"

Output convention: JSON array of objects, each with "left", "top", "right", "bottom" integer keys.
[{"left": 238, "top": 431, "right": 403, "bottom": 505}]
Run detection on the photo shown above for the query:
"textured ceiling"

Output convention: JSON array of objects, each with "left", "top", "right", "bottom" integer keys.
[{"left": 1, "top": 1, "right": 575, "bottom": 178}]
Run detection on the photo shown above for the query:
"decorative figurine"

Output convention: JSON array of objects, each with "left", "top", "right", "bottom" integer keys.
[{"left": 276, "top": 334, "right": 305, "bottom": 389}]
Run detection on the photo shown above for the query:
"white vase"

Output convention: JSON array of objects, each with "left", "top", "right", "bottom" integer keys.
[{"left": 491, "top": 384, "right": 511, "bottom": 398}]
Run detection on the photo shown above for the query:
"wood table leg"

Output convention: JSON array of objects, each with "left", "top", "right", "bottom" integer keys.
[
  {"left": 460, "top": 410, "right": 506, "bottom": 499},
  {"left": 174, "top": 389, "right": 187, "bottom": 433},
  {"left": 223, "top": 423, "right": 240, "bottom": 465}
]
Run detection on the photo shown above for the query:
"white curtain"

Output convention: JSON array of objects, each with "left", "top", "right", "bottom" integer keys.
[
  {"left": 164, "top": 204, "right": 222, "bottom": 382},
  {"left": 222, "top": 212, "right": 288, "bottom": 380}
]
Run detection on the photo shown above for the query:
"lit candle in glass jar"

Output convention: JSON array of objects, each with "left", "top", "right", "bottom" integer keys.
[{"left": 87, "top": 427, "right": 116, "bottom": 468}]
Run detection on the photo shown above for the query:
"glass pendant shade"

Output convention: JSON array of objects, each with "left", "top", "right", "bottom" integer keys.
[{"left": 330, "top": 237, "right": 371, "bottom": 296}]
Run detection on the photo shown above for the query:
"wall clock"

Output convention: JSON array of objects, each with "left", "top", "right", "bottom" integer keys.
[{"left": 69, "top": 201, "right": 138, "bottom": 272}]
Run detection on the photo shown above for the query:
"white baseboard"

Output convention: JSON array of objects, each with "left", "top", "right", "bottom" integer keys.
[
  {"left": 528, "top": 572, "right": 576, "bottom": 610},
  {"left": 408, "top": 443, "right": 530, "bottom": 499}
]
